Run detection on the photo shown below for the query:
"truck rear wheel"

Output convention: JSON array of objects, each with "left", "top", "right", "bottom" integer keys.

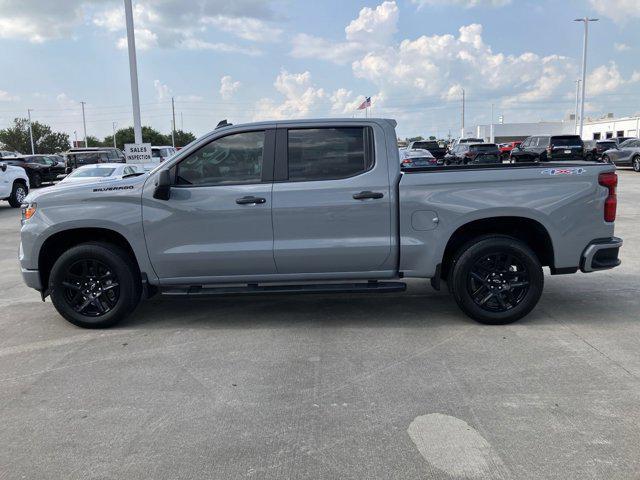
[
  {"left": 49, "top": 242, "right": 140, "bottom": 328},
  {"left": 449, "top": 235, "right": 543, "bottom": 325}
]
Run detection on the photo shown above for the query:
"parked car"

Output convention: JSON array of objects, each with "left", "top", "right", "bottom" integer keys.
[
  {"left": 584, "top": 140, "right": 617, "bottom": 162},
  {"left": 612, "top": 136, "right": 633, "bottom": 146},
  {"left": 601, "top": 138, "right": 640, "bottom": 171},
  {"left": 0, "top": 161, "right": 29, "bottom": 207},
  {"left": 399, "top": 148, "right": 437, "bottom": 169},
  {"left": 151, "top": 146, "right": 177, "bottom": 163},
  {"left": 59, "top": 163, "right": 144, "bottom": 185},
  {"left": 444, "top": 143, "right": 501, "bottom": 165},
  {"left": 64, "top": 150, "right": 113, "bottom": 171},
  {"left": 0, "top": 150, "right": 20, "bottom": 158},
  {"left": 3, "top": 155, "right": 66, "bottom": 188},
  {"left": 450, "top": 137, "right": 484, "bottom": 150},
  {"left": 510, "top": 135, "right": 584, "bottom": 163},
  {"left": 20, "top": 118, "right": 622, "bottom": 328},
  {"left": 68, "top": 147, "right": 125, "bottom": 162},
  {"left": 499, "top": 141, "right": 522, "bottom": 161},
  {"left": 406, "top": 140, "right": 447, "bottom": 160}
]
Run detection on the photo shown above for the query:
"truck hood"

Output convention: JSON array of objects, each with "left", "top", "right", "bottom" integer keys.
[{"left": 24, "top": 173, "right": 149, "bottom": 204}]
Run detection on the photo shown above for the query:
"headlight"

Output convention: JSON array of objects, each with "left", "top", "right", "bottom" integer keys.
[{"left": 21, "top": 202, "right": 37, "bottom": 222}]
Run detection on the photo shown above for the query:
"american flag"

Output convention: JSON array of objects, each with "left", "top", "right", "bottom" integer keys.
[{"left": 357, "top": 96, "right": 371, "bottom": 110}]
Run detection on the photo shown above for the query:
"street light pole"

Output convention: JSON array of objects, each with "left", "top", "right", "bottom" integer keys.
[
  {"left": 124, "top": 0, "right": 143, "bottom": 144},
  {"left": 461, "top": 88, "right": 465, "bottom": 138},
  {"left": 171, "top": 96, "right": 176, "bottom": 148},
  {"left": 80, "top": 101, "right": 87, "bottom": 146},
  {"left": 574, "top": 79, "right": 581, "bottom": 134},
  {"left": 112, "top": 122, "right": 117, "bottom": 148},
  {"left": 575, "top": 17, "right": 598, "bottom": 139},
  {"left": 27, "top": 109, "right": 35, "bottom": 154}
]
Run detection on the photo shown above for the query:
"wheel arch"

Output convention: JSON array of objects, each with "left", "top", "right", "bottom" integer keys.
[
  {"left": 440, "top": 216, "right": 554, "bottom": 281},
  {"left": 38, "top": 227, "right": 141, "bottom": 292}
]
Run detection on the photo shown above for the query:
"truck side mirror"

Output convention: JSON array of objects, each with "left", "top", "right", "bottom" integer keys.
[{"left": 153, "top": 169, "right": 171, "bottom": 200}]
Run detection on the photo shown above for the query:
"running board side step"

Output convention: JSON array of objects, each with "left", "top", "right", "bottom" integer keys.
[{"left": 160, "top": 281, "right": 407, "bottom": 297}]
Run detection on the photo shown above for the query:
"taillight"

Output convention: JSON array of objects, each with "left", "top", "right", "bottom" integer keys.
[
  {"left": 402, "top": 159, "right": 411, "bottom": 164},
  {"left": 599, "top": 172, "right": 617, "bottom": 222}
]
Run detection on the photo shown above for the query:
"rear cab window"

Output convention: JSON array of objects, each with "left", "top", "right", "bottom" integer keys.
[{"left": 286, "top": 127, "right": 374, "bottom": 182}]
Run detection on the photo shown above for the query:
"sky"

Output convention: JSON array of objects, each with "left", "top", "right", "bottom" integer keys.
[{"left": 0, "top": 0, "right": 639, "bottom": 140}]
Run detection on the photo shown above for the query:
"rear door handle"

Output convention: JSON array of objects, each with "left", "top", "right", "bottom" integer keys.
[
  {"left": 236, "top": 196, "right": 266, "bottom": 205},
  {"left": 353, "top": 191, "right": 384, "bottom": 200}
]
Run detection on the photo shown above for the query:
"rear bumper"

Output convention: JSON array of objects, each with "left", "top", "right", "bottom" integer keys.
[
  {"left": 21, "top": 268, "right": 42, "bottom": 290},
  {"left": 580, "top": 237, "right": 623, "bottom": 273}
]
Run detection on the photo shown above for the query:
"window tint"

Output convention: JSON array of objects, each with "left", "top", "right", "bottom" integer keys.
[
  {"left": 521, "top": 138, "right": 531, "bottom": 147},
  {"left": 176, "top": 131, "right": 264, "bottom": 186},
  {"left": 551, "top": 136, "right": 582, "bottom": 147},
  {"left": 107, "top": 150, "right": 118, "bottom": 159},
  {"left": 413, "top": 141, "right": 438, "bottom": 149},
  {"left": 287, "top": 127, "right": 373, "bottom": 181}
]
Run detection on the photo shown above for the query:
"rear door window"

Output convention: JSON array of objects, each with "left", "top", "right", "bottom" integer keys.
[{"left": 287, "top": 127, "right": 374, "bottom": 182}]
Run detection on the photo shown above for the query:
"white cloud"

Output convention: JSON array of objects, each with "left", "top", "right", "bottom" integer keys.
[
  {"left": 588, "top": 0, "right": 640, "bottom": 24},
  {"left": 0, "top": 90, "right": 19, "bottom": 102},
  {"left": 153, "top": 80, "right": 172, "bottom": 101},
  {"left": 586, "top": 61, "right": 639, "bottom": 93},
  {"left": 412, "top": 0, "right": 511, "bottom": 7},
  {"left": 203, "top": 16, "right": 282, "bottom": 42},
  {"left": 220, "top": 76, "right": 241, "bottom": 100},
  {"left": 614, "top": 42, "right": 630, "bottom": 51},
  {"left": 253, "top": 70, "right": 328, "bottom": 120},
  {"left": 291, "top": 1, "right": 398, "bottom": 65},
  {"left": 0, "top": 0, "right": 279, "bottom": 51}
]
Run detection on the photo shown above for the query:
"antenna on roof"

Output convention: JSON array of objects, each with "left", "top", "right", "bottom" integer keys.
[{"left": 216, "top": 119, "right": 232, "bottom": 129}]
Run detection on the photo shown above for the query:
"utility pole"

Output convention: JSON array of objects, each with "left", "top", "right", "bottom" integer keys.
[
  {"left": 27, "top": 109, "right": 35, "bottom": 154},
  {"left": 490, "top": 103, "right": 494, "bottom": 143},
  {"left": 460, "top": 88, "right": 465, "bottom": 138},
  {"left": 74, "top": 130, "right": 78, "bottom": 147},
  {"left": 171, "top": 96, "right": 176, "bottom": 148},
  {"left": 80, "top": 101, "right": 87, "bottom": 146},
  {"left": 112, "top": 122, "right": 117, "bottom": 148},
  {"left": 574, "top": 79, "right": 581, "bottom": 134},
  {"left": 575, "top": 17, "right": 598, "bottom": 138},
  {"left": 124, "top": 0, "right": 143, "bottom": 144}
]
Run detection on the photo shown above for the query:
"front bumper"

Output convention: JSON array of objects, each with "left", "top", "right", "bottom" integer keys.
[
  {"left": 21, "top": 268, "right": 42, "bottom": 290},
  {"left": 580, "top": 237, "right": 623, "bottom": 273}
]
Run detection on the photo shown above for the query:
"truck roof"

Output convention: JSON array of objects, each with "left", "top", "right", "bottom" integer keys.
[{"left": 212, "top": 117, "right": 398, "bottom": 132}]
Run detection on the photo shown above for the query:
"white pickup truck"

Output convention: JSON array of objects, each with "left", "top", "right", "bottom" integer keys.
[{"left": 0, "top": 161, "right": 29, "bottom": 207}]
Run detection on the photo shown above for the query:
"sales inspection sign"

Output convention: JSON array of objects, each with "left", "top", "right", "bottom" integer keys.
[{"left": 124, "top": 143, "right": 152, "bottom": 164}]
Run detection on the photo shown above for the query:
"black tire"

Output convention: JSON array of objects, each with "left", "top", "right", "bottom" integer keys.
[
  {"left": 31, "top": 172, "right": 42, "bottom": 188},
  {"left": 449, "top": 235, "right": 544, "bottom": 325},
  {"left": 8, "top": 181, "right": 28, "bottom": 208},
  {"left": 49, "top": 242, "right": 140, "bottom": 328},
  {"left": 633, "top": 155, "right": 640, "bottom": 172}
]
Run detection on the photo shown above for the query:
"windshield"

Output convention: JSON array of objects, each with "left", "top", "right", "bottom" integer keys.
[
  {"left": 551, "top": 136, "right": 582, "bottom": 147},
  {"left": 69, "top": 167, "right": 116, "bottom": 178}
]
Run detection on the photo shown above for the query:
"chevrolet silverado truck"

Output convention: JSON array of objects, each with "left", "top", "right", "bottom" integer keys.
[{"left": 19, "top": 119, "right": 622, "bottom": 328}]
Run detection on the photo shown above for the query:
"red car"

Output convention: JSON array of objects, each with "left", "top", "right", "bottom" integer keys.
[{"left": 499, "top": 141, "right": 522, "bottom": 160}]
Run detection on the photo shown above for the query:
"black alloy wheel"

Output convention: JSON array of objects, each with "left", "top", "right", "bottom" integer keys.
[
  {"left": 467, "top": 253, "right": 529, "bottom": 313},
  {"left": 61, "top": 259, "right": 120, "bottom": 316}
]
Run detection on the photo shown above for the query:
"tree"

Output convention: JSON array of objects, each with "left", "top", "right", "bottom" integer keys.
[
  {"left": 0, "top": 118, "right": 70, "bottom": 153},
  {"left": 173, "top": 129, "right": 196, "bottom": 147},
  {"left": 104, "top": 126, "right": 196, "bottom": 150},
  {"left": 85, "top": 135, "right": 101, "bottom": 147},
  {"left": 429, "top": 136, "right": 436, "bottom": 140},
  {"left": 407, "top": 136, "right": 424, "bottom": 142}
]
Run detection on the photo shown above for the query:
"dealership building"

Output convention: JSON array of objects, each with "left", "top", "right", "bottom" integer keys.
[{"left": 474, "top": 114, "right": 640, "bottom": 143}]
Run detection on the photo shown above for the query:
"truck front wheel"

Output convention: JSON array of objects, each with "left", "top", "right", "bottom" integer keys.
[
  {"left": 49, "top": 242, "right": 140, "bottom": 328},
  {"left": 449, "top": 235, "right": 543, "bottom": 325}
]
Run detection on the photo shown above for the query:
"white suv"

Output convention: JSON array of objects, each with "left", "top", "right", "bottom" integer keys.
[{"left": 0, "top": 161, "right": 29, "bottom": 207}]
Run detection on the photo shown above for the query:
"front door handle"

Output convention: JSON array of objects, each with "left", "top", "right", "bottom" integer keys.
[
  {"left": 236, "top": 196, "right": 266, "bottom": 205},
  {"left": 353, "top": 191, "right": 384, "bottom": 200}
]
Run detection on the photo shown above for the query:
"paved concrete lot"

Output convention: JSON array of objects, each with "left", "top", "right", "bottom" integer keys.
[{"left": 1, "top": 170, "right": 639, "bottom": 480}]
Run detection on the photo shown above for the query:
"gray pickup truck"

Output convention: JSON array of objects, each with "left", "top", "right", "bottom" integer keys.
[{"left": 19, "top": 118, "right": 622, "bottom": 328}]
